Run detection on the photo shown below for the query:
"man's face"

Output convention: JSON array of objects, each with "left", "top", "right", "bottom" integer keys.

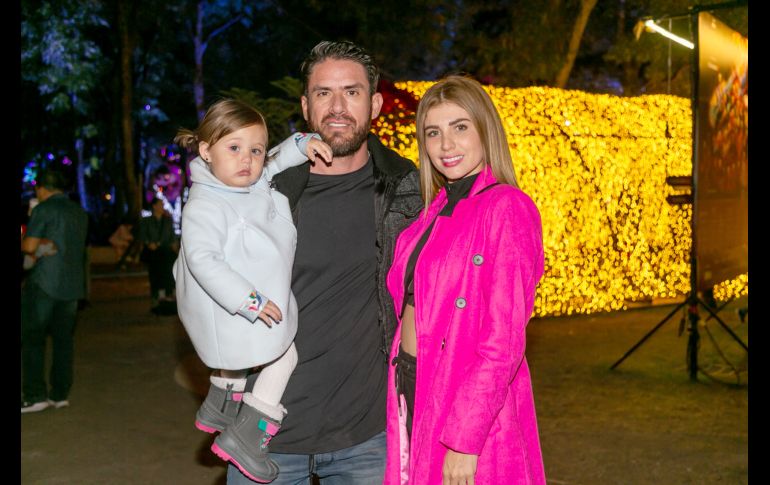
[
  {"left": 152, "top": 199, "right": 166, "bottom": 216},
  {"left": 301, "top": 59, "right": 383, "bottom": 157}
]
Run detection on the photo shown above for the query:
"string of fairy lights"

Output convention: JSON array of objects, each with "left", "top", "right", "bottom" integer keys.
[{"left": 373, "top": 81, "right": 747, "bottom": 317}]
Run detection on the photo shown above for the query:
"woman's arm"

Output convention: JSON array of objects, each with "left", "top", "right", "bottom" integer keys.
[{"left": 439, "top": 190, "right": 544, "bottom": 455}]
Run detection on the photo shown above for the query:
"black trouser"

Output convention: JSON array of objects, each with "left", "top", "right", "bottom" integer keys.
[
  {"left": 21, "top": 282, "right": 78, "bottom": 402},
  {"left": 146, "top": 246, "right": 175, "bottom": 299},
  {"left": 392, "top": 346, "right": 417, "bottom": 439}
]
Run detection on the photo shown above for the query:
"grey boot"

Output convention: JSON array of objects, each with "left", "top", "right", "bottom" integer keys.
[
  {"left": 211, "top": 403, "right": 281, "bottom": 483},
  {"left": 195, "top": 383, "right": 243, "bottom": 434}
]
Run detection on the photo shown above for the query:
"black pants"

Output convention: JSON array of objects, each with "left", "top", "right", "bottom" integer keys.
[
  {"left": 393, "top": 346, "right": 417, "bottom": 439},
  {"left": 21, "top": 283, "right": 78, "bottom": 402},
  {"left": 145, "top": 247, "right": 175, "bottom": 299}
]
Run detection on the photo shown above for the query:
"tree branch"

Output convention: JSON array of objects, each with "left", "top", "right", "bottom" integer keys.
[{"left": 204, "top": 13, "right": 245, "bottom": 45}]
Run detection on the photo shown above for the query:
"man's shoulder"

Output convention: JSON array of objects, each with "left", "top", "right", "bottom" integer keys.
[{"left": 35, "top": 194, "right": 75, "bottom": 216}]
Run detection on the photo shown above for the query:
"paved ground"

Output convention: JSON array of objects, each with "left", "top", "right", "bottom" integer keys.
[{"left": 21, "top": 267, "right": 748, "bottom": 484}]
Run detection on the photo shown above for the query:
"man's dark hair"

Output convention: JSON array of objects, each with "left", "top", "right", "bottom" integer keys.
[
  {"left": 300, "top": 40, "right": 380, "bottom": 96},
  {"left": 36, "top": 168, "right": 70, "bottom": 192}
]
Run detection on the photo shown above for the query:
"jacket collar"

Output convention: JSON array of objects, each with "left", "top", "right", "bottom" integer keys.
[
  {"left": 433, "top": 164, "right": 499, "bottom": 208},
  {"left": 273, "top": 133, "right": 416, "bottom": 209},
  {"left": 469, "top": 164, "right": 499, "bottom": 196}
]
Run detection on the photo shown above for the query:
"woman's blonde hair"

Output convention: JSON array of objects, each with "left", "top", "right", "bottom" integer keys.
[
  {"left": 174, "top": 98, "right": 267, "bottom": 154},
  {"left": 415, "top": 75, "right": 518, "bottom": 209}
]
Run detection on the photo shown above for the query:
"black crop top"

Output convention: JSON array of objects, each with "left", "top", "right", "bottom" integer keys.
[{"left": 401, "top": 174, "right": 479, "bottom": 315}]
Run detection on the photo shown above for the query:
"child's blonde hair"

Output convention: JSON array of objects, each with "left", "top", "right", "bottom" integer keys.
[{"left": 174, "top": 98, "right": 267, "bottom": 154}]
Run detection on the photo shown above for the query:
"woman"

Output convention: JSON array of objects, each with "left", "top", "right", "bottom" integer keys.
[{"left": 384, "top": 75, "right": 546, "bottom": 485}]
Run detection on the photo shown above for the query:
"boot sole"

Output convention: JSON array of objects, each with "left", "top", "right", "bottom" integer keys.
[
  {"left": 210, "top": 441, "right": 276, "bottom": 483},
  {"left": 195, "top": 420, "right": 221, "bottom": 434}
]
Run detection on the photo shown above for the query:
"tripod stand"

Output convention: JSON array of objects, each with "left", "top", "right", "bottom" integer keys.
[
  {"left": 610, "top": 255, "right": 748, "bottom": 381},
  {"left": 610, "top": 6, "right": 749, "bottom": 380}
]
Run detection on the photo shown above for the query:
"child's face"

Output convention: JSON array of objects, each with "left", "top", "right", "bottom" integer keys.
[{"left": 200, "top": 124, "right": 267, "bottom": 187}]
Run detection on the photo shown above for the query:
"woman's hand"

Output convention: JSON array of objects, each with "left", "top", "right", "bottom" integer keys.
[
  {"left": 257, "top": 300, "right": 283, "bottom": 328},
  {"left": 306, "top": 137, "right": 333, "bottom": 166},
  {"left": 442, "top": 450, "right": 478, "bottom": 485}
]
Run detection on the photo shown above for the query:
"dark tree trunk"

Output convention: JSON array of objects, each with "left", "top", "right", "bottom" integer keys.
[
  {"left": 117, "top": 0, "right": 141, "bottom": 219},
  {"left": 554, "top": 0, "right": 598, "bottom": 89}
]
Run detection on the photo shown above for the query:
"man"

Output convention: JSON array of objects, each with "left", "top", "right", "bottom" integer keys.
[
  {"left": 227, "top": 41, "right": 422, "bottom": 483},
  {"left": 138, "top": 197, "right": 178, "bottom": 311},
  {"left": 21, "top": 168, "right": 89, "bottom": 413}
]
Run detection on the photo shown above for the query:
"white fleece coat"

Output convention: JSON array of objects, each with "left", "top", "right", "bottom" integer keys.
[{"left": 173, "top": 136, "right": 304, "bottom": 370}]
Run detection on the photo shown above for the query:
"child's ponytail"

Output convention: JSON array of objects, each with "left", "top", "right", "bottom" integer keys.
[{"left": 174, "top": 128, "right": 199, "bottom": 153}]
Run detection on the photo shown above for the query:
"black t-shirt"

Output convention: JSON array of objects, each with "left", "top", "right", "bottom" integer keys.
[{"left": 270, "top": 159, "right": 387, "bottom": 453}]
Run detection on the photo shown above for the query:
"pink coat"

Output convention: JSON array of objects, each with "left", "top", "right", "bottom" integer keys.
[{"left": 384, "top": 165, "right": 546, "bottom": 485}]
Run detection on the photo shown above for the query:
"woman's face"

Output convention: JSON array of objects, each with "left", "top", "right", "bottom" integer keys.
[{"left": 423, "top": 102, "right": 485, "bottom": 183}]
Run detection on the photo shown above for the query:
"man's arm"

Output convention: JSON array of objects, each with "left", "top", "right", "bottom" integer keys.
[
  {"left": 21, "top": 236, "right": 41, "bottom": 255},
  {"left": 22, "top": 237, "right": 58, "bottom": 257}
]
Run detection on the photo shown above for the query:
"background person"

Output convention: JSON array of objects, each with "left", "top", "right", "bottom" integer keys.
[
  {"left": 138, "top": 197, "right": 178, "bottom": 310},
  {"left": 21, "top": 168, "right": 89, "bottom": 413}
]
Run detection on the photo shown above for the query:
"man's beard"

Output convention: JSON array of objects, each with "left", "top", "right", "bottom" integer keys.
[{"left": 308, "top": 110, "right": 372, "bottom": 158}]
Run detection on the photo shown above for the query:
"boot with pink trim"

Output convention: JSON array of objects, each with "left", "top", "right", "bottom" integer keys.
[
  {"left": 211, "top": 400, "right": 282, "bottom": 483},
  {"left": 195, "top": 382, "right": 243, "bottom": 434}
]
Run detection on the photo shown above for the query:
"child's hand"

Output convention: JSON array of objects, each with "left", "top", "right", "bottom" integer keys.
[
  {"left": 257, "top": 300, "right": 283, "bottom": 328},
  {"left": 35, "top": 239, "right": 58, "bottom": 258},
  {"left": 305, "top": 137, "right": 333, "bottom": 166}
]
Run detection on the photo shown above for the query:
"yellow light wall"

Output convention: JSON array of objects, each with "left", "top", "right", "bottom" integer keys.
[{"left": 374, "top": 81, "right": 747, "bottom": 317}]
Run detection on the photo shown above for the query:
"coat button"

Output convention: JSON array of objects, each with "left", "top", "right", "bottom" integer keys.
[
  {"left": 441, "top": 339, "right": 445, "bottom": 350},
  {"left": 473, "top": 254, "right": 484, "bottom": 265},
  {"left": 455, "top": 297, "right": 466, "bottom": 309},
  {"left": 269, "top": 210, "right": 277, "bottom": 219}
]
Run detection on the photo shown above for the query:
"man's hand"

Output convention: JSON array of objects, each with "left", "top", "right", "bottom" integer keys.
[{"left": 442, "top": 450, "right": 478, "bottom": 485}]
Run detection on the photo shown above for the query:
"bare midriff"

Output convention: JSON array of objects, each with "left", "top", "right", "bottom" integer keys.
[{"left": 400, "top": 303, "right": 417, "bottom": 356}]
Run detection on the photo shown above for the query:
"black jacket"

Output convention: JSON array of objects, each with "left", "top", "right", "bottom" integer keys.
[{"left": 272, "top": 133, "right": 422, "bottom": 358}]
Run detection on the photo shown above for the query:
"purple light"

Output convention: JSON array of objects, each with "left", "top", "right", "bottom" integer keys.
[
  {"left": 62, "top": 156, "right": 73, "bottom": 166},
  {"left": 47, "top": 153, "right": 54, "bottom": 160},
  {"left": 144, "top": 104, "right": 151, "bottom": 111}
]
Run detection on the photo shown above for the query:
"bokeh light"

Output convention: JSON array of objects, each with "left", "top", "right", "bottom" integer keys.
[{"left": 374, "top": 81, "right": 747, "bottom": 317}]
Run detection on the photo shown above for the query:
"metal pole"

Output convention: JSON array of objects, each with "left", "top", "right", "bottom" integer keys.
[
  {"left": 667, "top": 18, "right": 672, "bottom": 94},
  {"left": 686, "top": 10, "right": 700, "bottom": 382}
]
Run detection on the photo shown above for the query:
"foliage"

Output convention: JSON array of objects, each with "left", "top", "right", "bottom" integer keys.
[
  {"left": 20, "top": 0, "right": 749, "bottom": 240},
  {"left": 221, "top": 77, "right": 304, "bottom": 143},
  {"left": 21, "top": 0, "right": 109, "bottom": 154},
  {"left": 21, "top": 0, "right": 108, "bottom": 116}
]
